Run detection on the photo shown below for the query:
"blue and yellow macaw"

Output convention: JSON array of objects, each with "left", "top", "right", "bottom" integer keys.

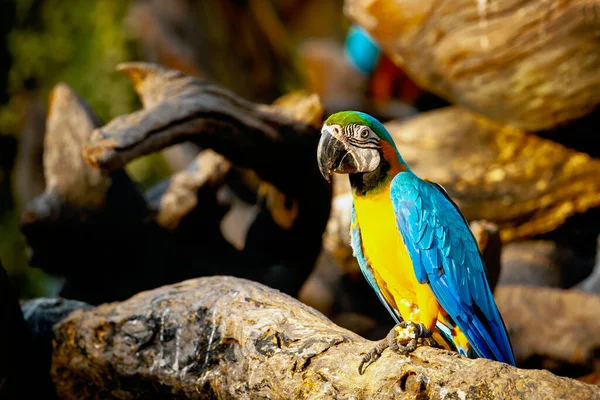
[{"left": 317, "top": 111, "right": 515, "bottom": 373}]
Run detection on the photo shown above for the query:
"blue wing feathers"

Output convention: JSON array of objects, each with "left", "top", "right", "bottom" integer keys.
[{"left": 390, "top": 172, "right": 516, "bottom": 366}]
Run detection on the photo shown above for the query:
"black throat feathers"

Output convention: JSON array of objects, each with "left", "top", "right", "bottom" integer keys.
[{"left": 349, "top": 156, "right": 392, "bottom": 196}]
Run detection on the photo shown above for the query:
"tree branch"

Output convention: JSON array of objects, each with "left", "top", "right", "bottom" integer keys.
[
  {"left": 83, "top": 62, "right": 326, "bottom": 199},
  {"left": 80, "top": 63, "right": 332, "bottom": 297},
  {"left": 21, "top": 76, "right": 332, "bottom": 305},
  {"left": 51, "top": 276, "right": 599, "bottom": 399}
]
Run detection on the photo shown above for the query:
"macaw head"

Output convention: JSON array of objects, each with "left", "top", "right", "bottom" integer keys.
[{"left": 317, "top": 111, "right": 409, "bottom": 185}]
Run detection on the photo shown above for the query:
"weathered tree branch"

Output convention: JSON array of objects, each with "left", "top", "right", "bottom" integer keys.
[
  {"left": 51, "top": 276, "right": 600, "bottom": 399},
  {"left": 20, "top": 82, "right": 146, "bottom": 219},
  {"left": 344, "top": 0, "right": 600, "bottom": 131},
  {"left": 22, "top": 73, "right": 332, "bottom": 304},
  {"left": 19, "top": 83, "right": 153, "bottom": 302},
  {"left": 18, "top": 83, "right": 228, "bottom": 305},
  {"left": 148, "top": 149, "right": 232, "bottom": 230},
  {"left": 21, "top": 297, "right": 93, "bottom": 398},
  {"left": 80, "top": 63, "right": 332, "bottom": 297},
  {"left": 83, "top": 62, "right": 326, "bottom": 199}
]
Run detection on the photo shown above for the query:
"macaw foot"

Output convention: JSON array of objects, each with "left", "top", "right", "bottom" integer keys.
[{"left": 358, "top": 321, "right": 435, "bottom": 374}]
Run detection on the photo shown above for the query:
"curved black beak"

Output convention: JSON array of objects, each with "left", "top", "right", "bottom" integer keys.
[{"left": 317, "top": 128, "right": 359, "bottom": 183}]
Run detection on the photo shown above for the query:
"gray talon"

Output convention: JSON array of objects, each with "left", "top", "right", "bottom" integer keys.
[{"left": 358, "top": 321, "right": 437, "bottom": 374}]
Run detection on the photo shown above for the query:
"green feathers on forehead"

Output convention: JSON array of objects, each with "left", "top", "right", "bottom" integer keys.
[{"left": 324, "top": 111, "right": 394, "bottom": 143}]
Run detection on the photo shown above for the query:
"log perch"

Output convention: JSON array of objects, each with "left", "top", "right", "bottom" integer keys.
[{"left": 51, "top": 276, "right": 600, "bottom": 399}]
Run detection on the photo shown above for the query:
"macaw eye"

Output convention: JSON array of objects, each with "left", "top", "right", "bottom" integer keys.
[{"left": 360, "top": 128, "right": 369, "bottom": 138}]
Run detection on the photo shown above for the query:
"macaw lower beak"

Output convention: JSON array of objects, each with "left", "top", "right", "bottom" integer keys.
[{"left": 317, "top": 129, "right": 359, "bottom": 183}]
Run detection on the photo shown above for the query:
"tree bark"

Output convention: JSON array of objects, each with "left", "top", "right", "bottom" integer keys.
[{"left": 51, "top": 276, "right": 600, "bottom": 399}]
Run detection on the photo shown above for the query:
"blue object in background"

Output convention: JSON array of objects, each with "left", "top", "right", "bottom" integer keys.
[{"left": 344, "top": 25, "right": 381, "bottom": 76}]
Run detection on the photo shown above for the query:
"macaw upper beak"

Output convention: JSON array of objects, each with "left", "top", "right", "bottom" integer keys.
[{"left": 317, "top": 127, "right": 359, "bottom": 183}]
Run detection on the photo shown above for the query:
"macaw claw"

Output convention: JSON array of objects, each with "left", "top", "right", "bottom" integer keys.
[{"left": 358, "top": 321, "right": 435, "bottom": 375}]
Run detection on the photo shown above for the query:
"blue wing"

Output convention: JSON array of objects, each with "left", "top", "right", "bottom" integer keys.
[
  {"left": 350, "top": 205, "right": 402, "bottom": 324},
  {"left": 390, "top": 172, "right": 516, "bottom": 366}
]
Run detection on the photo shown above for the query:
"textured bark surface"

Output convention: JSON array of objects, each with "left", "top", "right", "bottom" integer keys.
[
  {"left": 51, "top": 276, "right": 600, "bottom": 400},
  {"left": 18, "top": 82, "right": 154, "bottom": 304},
  {"left": 21, "top": 297, "right": 93, "bottom": 398},
  {"left": 496, "top": 285, "right": 600, "bottom": 371},
  {"left": 78, "top": 62, "right": 331, "bottom": 299},
  {"left": 344, "top": 0, "right": 600, "bottom": 131},
  {"left": 81, "top": 62, "right": 330, "bottom": 242},
  {"left": 41, "top": 83, "right": 112, "bottom": 209}
]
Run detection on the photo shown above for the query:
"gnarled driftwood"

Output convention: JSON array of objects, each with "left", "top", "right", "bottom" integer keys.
[
  {"left": 22, "top": 65, "right": 331, "bottom": 305},
  {"left": 81, "top": 62, "right": 331, "bottom": 297},
  {"left": 51, "top": 276, "right": 600, "bottom": 399}
]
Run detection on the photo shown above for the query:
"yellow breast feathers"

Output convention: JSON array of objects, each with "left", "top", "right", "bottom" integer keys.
[{"left": 352, "top": 184, "right": 441, "bottom": 330}]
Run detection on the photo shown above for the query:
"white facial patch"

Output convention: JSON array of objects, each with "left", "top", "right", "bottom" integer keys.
[
  {"left": 322, "top": 123, "right": 382, "bottom": 173},
  {"left": 352, "top": 147, "right": 380, "bottom": 173},
  {"left": 346, "top": 124, "right": 381, "bottom": 173}
]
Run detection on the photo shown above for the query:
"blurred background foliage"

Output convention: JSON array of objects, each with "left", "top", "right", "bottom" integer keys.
[
  {"left": 0, "top": 0, "right": 139, "bottom": 132},
  {"left": 0, "top": 0, "right": 351, "bottom": 299},
  {"left": 0, "top": 0, "right": 136, "bottom": 298}
]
